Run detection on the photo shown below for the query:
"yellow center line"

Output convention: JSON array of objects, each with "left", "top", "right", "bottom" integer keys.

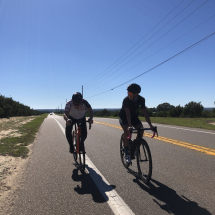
[{"left": 94, "top": 121, "right": 215, "bottom": 156}]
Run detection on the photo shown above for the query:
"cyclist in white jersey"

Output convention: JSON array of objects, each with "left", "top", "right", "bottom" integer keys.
[{"left": 64, "top": 92, "right": 93, "bottom": 154}]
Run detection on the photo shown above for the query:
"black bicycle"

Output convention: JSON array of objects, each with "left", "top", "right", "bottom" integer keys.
[
  {"left": 72, "top": 119, "right": 91, "bottom": 173},
  {"left": 120, "top": 127, "right": 158, "bottom": 183}
]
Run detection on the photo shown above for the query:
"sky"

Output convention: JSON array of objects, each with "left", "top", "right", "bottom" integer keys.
[{"left": 0, "top": 0, "right": 214, "bottom": 109}]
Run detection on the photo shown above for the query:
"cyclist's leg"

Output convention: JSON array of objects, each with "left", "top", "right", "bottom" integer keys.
[
  {"left": 119, "top": 117, "right": 129, "bottom": 147},
  {"left": 119, "top": 117, "right": 131, "bottom": 163},
  {"left": 65, "top": 122, "right": 74, "bottom": 153},
  {"left": 80, "top": 117, "right": 87, "bottom": 142}
]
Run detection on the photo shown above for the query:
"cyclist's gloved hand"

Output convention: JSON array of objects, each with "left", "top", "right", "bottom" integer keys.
[
  {"left": 128, "top": 127, "right": 133, "bottom": 132},
  {"left": 66, "top": 119, "right": 72, "bottom": 126},
  {"left": 150, "top": 125, "right": 155, "bottom": 132},
  {"left": 151, "top": 126, "right": 157, "bottom": 133},
  {"left": 88, "top": 118, "right": 93, "bottom": 124}
]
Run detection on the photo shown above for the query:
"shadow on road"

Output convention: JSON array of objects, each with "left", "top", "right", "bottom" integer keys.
[
  {"left": 127, "top": 168, "right": 211, "bottom": 215},
  {"left": 71, "top": 164, "right": 116, "bottom": 203}
]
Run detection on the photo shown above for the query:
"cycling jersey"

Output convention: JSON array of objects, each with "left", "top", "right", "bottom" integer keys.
[
  {"left": 65, "top": 99, "right": 91, "bottom": 119},
  {"left": 119, "top": 95, "right": 145, "bottom": 119}
]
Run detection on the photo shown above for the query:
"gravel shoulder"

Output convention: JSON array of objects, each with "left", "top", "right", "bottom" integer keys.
[{"left": 0, "top": 117, "right": 37, "bottom": 215}]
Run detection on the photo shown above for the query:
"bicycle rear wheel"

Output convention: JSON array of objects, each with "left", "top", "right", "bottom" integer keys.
[
  {"left": 78, "top": 135, "right": 85, "bottom": 173},
  {"left": 73, "top": 131, "right": 77, "bottom": 162},
  {"left": 136, "top": 139, "right": 152, "bottom": 183},
  {"left": 120, "top": 134, "right": 129, "bottom": 168}
]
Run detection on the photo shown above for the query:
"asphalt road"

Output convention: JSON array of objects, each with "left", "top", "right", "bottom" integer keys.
[{"left": 12, "top": 115, "right": 215, "bottom": 215}]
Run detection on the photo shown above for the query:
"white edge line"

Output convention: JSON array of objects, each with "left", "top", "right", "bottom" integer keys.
[
  {"left": 141, "top": 122, "right": 215, "bottom": 135},
  {"left": 54, "top": 118, "right": 135, "bottom": 215}
]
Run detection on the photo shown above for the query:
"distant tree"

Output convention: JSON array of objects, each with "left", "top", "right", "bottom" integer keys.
[
  {"left": 0, "top": 94, "right": 42, "bottom": 118},
  {"left": 157, "top": 102, "right": 175, "bottom": 112},
  {"left": 211, "top": 108, "right": 215, "bottom": 118},
  {"left": 101, "top": 109, "right": 110, "bottom": 116},
  {"left": 112, "top": 110, "right": 119, "bottom": 117},
  {"left": 168, "top": 105, "right": 183, "bottom": 117},
  {"left": 183, "top": 101, "right": 204, "bottom": 118},
  {"left": 0, "top": 107, "right": 4, "bottom": 116},
  {"left": 157, "top": 111, "right": 168, "bottom": 117},
  {"left": 201, "top": 110, "right": 211, "bottom": 118}
]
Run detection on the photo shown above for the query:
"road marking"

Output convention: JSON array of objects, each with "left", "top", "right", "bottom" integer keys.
[
  {"left": 54, "top": 118, "right": 135, "bottom": 215},
  {"left": 141, "top": 122, "right": 215, "bottom": 135},
  {"left": 94, "top": 121, "right": 215, "bottom": 156}
]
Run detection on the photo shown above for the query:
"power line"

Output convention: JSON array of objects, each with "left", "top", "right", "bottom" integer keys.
[
  {"left": 85, "top": 31, "right": 215, "bottom": 99},
  {"left": 85, "top": 0, "right": 209, "bottom": 91},
  {"left": 83, "top": 0, "right": 185, "bottom": 88},
  {"left": 86, "top": 13, "right": 215, "bottom": 93}
]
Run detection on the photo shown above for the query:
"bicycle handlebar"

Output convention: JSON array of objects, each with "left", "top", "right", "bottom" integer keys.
[{"left": 127, "top": 126, "right": 158, "bottom": 139}]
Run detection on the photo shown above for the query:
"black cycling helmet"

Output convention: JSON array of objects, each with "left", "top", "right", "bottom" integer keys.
[
  {"left": 127, "top": 83, "right": 141, "bottom": 94},
  {"left": 72, "top": 92, "right": 82, "bottom": 103}
]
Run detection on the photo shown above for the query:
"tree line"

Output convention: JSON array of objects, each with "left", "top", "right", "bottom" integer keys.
[
  {"left": 86, "top": 101, "right": 215, "bottom": 118},
  {"left": 0, "top": 95, "right": 44, "bottom": 118}
]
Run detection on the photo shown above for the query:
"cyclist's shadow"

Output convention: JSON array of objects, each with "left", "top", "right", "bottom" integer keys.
[
  {"left": 128, "top": 168, "right": 211, "bottom": 215},
  {"left": 72, "top": 164, "right": 116, "bottom": 203}
]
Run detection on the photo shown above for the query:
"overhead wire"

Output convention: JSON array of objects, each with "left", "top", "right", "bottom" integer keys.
[
  {"left": 85, "top": 31, "right": 215, "bottom": 99},
  {"left": 86, "top": 14, "right": 215, "bottom": 92},
  {"left": 85, "top": 0, "right": 209, "bottom": 92},
  {"left": 85, "top": 0, "right": 196, "bottom": 90},
  {"left": 83, "top": 0, "right": 185, "bottom": 87}
]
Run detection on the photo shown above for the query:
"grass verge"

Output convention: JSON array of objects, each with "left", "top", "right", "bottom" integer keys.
[{"left": 0, "top": 114, "right": 48, "bottom": 158}]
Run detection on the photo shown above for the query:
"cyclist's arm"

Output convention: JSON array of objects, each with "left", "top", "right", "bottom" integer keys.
[
  {"left": 87, "top": 107, "right": 94, "bottom": 122},
  {"left": 125, "top": 108, "right": 132, "bottom": 127},
  {"left": 142, "top": 108, "right": 153, "bottom": 130},
  {"left": 64, "top": 111, "right": 70, "bottom": 121}
]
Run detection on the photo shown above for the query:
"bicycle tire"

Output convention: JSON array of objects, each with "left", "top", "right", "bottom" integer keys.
[
  {"left": 136, "top": 139, "right": 152, "bottom": 183},
  {"left": 79, "top": 135, "right": 85, "bottom": 173},
  {"left": 120, "top": 134, "right": 129, "bottom": 168},
  {"left": 73, "top": 131, "right": 77, "bottom": 162}
]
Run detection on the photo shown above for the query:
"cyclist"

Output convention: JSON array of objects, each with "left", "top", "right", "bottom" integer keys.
[
  {"left": 64, "top": 92, "right": 94, "bottom": 154},
  {"left": 119, "top": 83, "right": 155, "bottom": 163}
]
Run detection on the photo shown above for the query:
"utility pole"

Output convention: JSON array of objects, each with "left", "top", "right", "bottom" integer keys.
[{"left": 82, "top": 85, "right": 83, "bottom": 97}]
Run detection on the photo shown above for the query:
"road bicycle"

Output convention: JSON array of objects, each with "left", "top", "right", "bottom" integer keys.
[
  {"left": 120, "top": 127, "right": 158, "bottom": 183},
  {"left": 72, "top": 119, "right": 91, "bottom": 173}
]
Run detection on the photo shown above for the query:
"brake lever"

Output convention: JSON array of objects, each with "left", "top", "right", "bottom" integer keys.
[
  {"left": 151, "top": 126, "right": 158, "bottom": 138},
  {"left": 127, "top": 128, "right": 133, "bottom": 139}
]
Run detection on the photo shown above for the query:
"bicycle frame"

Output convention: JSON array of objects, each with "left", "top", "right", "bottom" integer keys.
[
  {"left": 73, "top": 119, "right": 91, "bottom": 154},
  {"left": 73, "top": 123, "right": 82, "bottom": 154}
]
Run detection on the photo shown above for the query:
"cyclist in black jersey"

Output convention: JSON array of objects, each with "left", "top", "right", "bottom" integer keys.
[{"left": 119, "top": 83, "right": 155, "bottom": 163}]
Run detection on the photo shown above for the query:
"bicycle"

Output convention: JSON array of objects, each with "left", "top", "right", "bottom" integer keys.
[
  {"left": 72, "top": 119, "right": 91, "bottom": 173},
  {"left": 120, "top": 127, "right": 158, "bottom": 183}
]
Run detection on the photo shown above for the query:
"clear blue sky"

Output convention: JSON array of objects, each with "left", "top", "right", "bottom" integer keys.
[{"left": 0, "top": 0, "right": 214, "bottom": 109}]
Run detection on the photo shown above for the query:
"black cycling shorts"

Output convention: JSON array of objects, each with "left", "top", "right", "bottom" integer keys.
[{"left": 119, "top": 115, "right": 142, "bottom": 127}]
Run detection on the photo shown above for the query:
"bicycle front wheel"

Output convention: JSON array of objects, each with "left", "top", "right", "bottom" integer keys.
[
  {"left": 136, "top": 139, "right": 152, "bottom": 183},
  {"left": 79, "top": 135, "right": 85, "bottom": 173}
]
